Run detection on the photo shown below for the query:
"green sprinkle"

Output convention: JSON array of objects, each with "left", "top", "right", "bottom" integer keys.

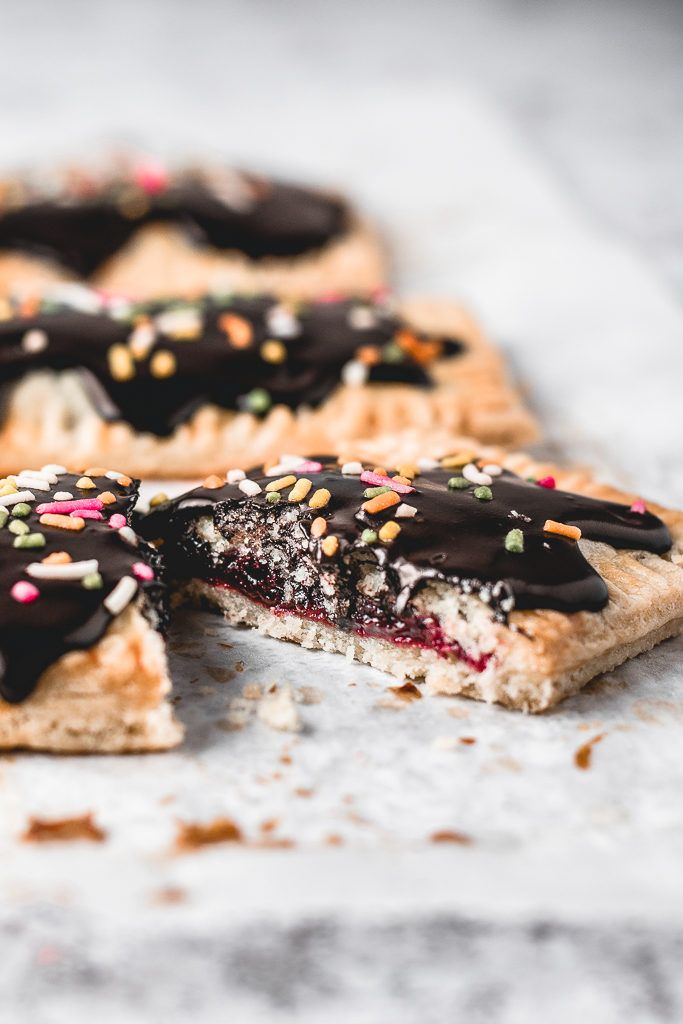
[
  {"left": 82, "top": 572, "right": 103, "bottom": 590},
  {"left": 504, "top": 528, "right": 524, "bottom": 554},
  {"left": 448, "top": 476, "right": 469, "bottom": 490},
  {"left": 473, "top": 486, "right": 493, "bottom": 501},
  {"left": 0, "top": 508, "right": 8, "bottom": 528},
  {"left": 12, "top": 532, "right": 45, "bottom": 549},
  {"left": 8, "top": 519, "right": 30, "bottom": 536},
  {"left": 363, "top": 485, "right": 392, "bottom": 499},
  {"left": 526, "top": 476, "right": 537, "bottom": 483},
  {"left": 266, "top": 492, "right": 281, "bottom": 504},
  {"left": 381, "top": 342, "right": 404, "bottom": 364},
  {"left": 243, "top": 387, "right": 271, "bottom": 414},
  {"left": 11, "top": 502, "right": 31, "bottom": 518},
  {"left": 361, "top": 529, "right": 378, "bottom": 544}
]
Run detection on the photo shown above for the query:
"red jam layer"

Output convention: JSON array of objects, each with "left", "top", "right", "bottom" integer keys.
[{"left": 208, "top": 571, "right": 492, "bottom": 674}]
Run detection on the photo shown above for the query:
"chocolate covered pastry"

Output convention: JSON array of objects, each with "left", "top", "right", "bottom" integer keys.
[
  {"left": 143, "top": 452, "right": 683, "bottom": 712},
  {"left": 0, "top": 161, "right": 385, "bottom": 300},
  {"left": 0, "top": 289, "right": 536, "bottom": 477},
  {"left": 0, "top": 465, "right": 179, "bottom": 751}
]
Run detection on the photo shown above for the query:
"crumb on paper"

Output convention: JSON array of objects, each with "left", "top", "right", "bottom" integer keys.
[
  {"left": 206, "top": 665, "right": 235, "bottom": 684},
  {"left": 374, "top": 697, "right": 405, "bottom": 711},
  {"left": 294, "top": 787, "right": 314, "bottom": 798},
  {"left": 235, "top": 660, "right": 245, "bottom": 673},
  {"left": 447, "top": 705, "right": 470, "bottom": 720},
  {"left": 151, "top": 886, "right": 187, "bottom": 905},
  {"left": 326, "top": 834, "right": 344, "bottom": 846},
  {"left": 574, "top": 732, "right": 605, "bottom": 770},
  {"left": 388, "top": 681, "right": 422, "bottom": 702},
  {"left": 294, "top": 685, "right": 323, "bottom": 705},
  {"left": 175, "top": 816, "right": 242, "bottom": 851},
  {"left": 22, "top": 813, "right": 106, "bottom": 844},
  {"left": 257, "top": 684, "right": 302, "bottom": 732},
  {"left": 430, "top": 829, "right": 473, "bottom": 845},
  {"left": 243, "top": 683, "right": 263, "bottom": 700}
]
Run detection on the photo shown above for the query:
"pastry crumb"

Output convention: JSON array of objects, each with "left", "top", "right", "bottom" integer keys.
[
  {"left": 175, "top": 816, "right": 242, "bottom": 851},
  {"left": 257, "top": 684, "right": 302, "bottom": 732},
  {"left": 430, "top": 829, "right": 472, "bottom": 845},
  {"left": 22, "top": 813, "right": 106, "bottom": 843}
]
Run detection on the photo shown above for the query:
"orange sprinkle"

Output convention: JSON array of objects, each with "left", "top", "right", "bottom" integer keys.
[
  {"left": 83, "top": 467, "right": 106, "bottom": 477},
  {"left": 75, "top": 476, "right": 95, "bottom": 490},
  {"left": 362, "top": 490, "right": 400, "bottom": 515},
  {"left": 398, "top": 464, "right": 418, "bottom": 479},
  {"left": 372, "top": 466, "right": 387, "bottom": 476},
  {"left": 310, "top": 516, "right": 328, "bottom": 538},
  {"left": 441, "top": 452, "right": 476, "bottom": 469},
  {"left": 544, "top": 519, "right": 581, "bottom": 541},
  {"left": 98, "top": 491, "right": 116, "bottom": 505},
  {"left": 356, "top": 345, "right": 381, "bottom": 366},
  {"left": 40, "top": 513, "right": 85, "bottom": 531},
  {"left": 309, "top": 488, "right": 331, "bottom": 509},
  {"left": 219, "top": 313, "right": 253, "bottom": 349},
  {"left": 391, "top": 475, "right": 412, "bottom": 486},
  {"left": 321, "top": 535, "right": 339, "bottom": 557},
  {"left": 203, "top": 475, "right": 224, "bottom": 489},
  {"left": 41, "top": 551, "right": 72, "bottom": 565},
  {"left": 378, "top": 520, "right": 401, "bottom": 543},
  {"left": 265, "top": 475, "right": 296, "bottom": 493},
  {"left": 116, "top": 475, "right": 133, "bottom": 487}
]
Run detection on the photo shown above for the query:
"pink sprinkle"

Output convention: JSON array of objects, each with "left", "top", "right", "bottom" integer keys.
[
  {"left": 630, "top": 499, "right": 646, "bottom": 514},
  {"left": 537, "top": 476, "right": 556, "bottom": 489},
  {"left": 11, "top": 581, "right": 39, "bottom": 604},
  {"left": 370, "top": 285, "right": 392, "bottom": 303},
  {"left": 109, "top": 513, "right": 127, "bottom": 529},
  {"left": 73, "top": 509, "right": 103, "bottom": 520},
  {"left": 133, "top": 160, "right": 169, "bottom": 195},
  {"left": 36, "top": 499, "right": 104, "bottom": 515},
  {"left": 296, "top": 460, "right": 323, "bottom": 473},
  {"left": 318, "top": 291, "right": 345, "bottom": 303},
  {"left": 132, "top": 562, "right": 155, "bottom": 581},
  {"left": 359, "top": 470, "right": 415, "bottom": 494}
]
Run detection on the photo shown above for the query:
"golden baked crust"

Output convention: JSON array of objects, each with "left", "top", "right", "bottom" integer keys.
[
  {"left": 0, "top": 300, "right": 537, "bottom": 478},
  {"left": 179, "top": 446, "right": 683, "bottom": 713},
  {"left": 0, "top": 604, "right": 182, "bottom": 752}
]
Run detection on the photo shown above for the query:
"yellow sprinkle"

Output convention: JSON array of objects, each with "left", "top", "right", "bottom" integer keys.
[
  {"left": 260, "top": 339, "right": 287, "bottom": 364},
  {"left": 76, "top": 476, "right": 96, "bottom": 490},
  {"left": 441, "top": 452, "right": 476, "bottom": 469},
  {"left": 321, "top": 535, "right": 339, "bottom": 557},
  {"left": 41, "top": 550, "right": 72, "bottom": 564},
  {"left": 116, "top": 475, "right": 133, "bottom": 487},
  {"left": 398, "top": 464, "right": 418, "bottom": 479},
  {"left": 40, "top": 513, "right": 85, "bottom": 531},
  {"left": 544, "top": 519, "right": 582, "bottom": 541},
  {"left": 391, "top": 475, "right": 412, "bottom": 486},
  {"left": 288, "top": 478, "right": 313, "bottom": 503},
  {"left": 309, "top": 488, "right": 331, "bottom": 510},
  {"left": 108, "top": 343, "right": 135, "bottom": 382},
  {"left": 83, "top": 466, "right": 107, "bottom": 477},
  {"left": 150, "top": 349, "right": 177, "bottom": 379},
  {"left": 149, "top": 492, "right": 169, "bottom": 507},
  {"left": 379, "top": 520, "right": 401, "bottom": 543},
  {"left": 266, "top": 475, "right": 296, "bottom": 493},
  {"left": 0, "top": 482, "right": 18, "bottom": 496},
  {"left": 372, "top": 466, "right": 387, "bottom": 477},
  {"left": 203, "top": 475, "right": 224, "bottom": 489},
  {"left": 310, "top": 516, "right": 328, "bottom": 538},
  {"left": 98, "top": 491, "right": 116, "bottom": 505}
]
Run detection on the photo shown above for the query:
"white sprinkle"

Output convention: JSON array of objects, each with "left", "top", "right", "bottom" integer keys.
[
  {"left": 341, "top": 360, "right": 368, "bottom": 388},
  {"left": 341, "top": 461, "right": 363, "bottom": 476},
  {"left": 463, "top": 463, "right": 493, "bottom": 486},
  {"left": 417, "top": 457, "right": 439, "bottom": 471},
  {"left": 26, "top": 558, "right": 99, "bottom": 581},
  {"left": 105, "top": 470, "right": 126, "bottom": 480},
  {"left": 53, "top": 491, "right": 74, "bottom": 501},
  {"left": 21, "top": 329, "right": 48, "bottom": 353},
  {"left": 266, "top": 305, "right": 300, "bottom": 339},
  {"left": 19, "top": 467, "right": 56, "bottom": 483},
  {"left": 155, "top": 307, "right": 201, "bottom": 337},
  {"left": 265, "top": 454, "right": 305, "bottom": 476},
  {"left": 104, "top": 576, "right": 138, "bottom": 616},
  {"left": 0, "top": 490, "right": 35, "bottom": 507},
  {"left": 46, "top": 283, "right": 102, "bottom": 313},
  {"left": 239, "top": 479, "right": 262, "bottom": 497},
  {"left": 395, "top": 503, "right": 417, "bottom": 518},
  {"left": 128, "top": 321, "right": 156, "bottom": 359},
  {"left": 482, "top": 463, "right": 503, "bottom": 477},
  {"left": 9, "top": 475, "right": 50, "bottom": 491},
  {"left": 348, "top": 305, "right": 377, "bottom": 330},
  {"left": 226, "top": 469, "right": 246, "bottom": 484},
  {"left": 178, "top": 498, "right": 211, "bottom": 510},
  {"left": 41, "top": 464, "right": 67, "bottom": 477},
  {"left": 117, "top": 525, "right": 138, "bottom": 547}
]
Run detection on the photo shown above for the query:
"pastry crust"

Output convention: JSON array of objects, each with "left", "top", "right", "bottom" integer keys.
[
  {"left": 0, "top": 603, "right": 182, "bottom": 752},
  {"left": 0, "top": 300, "right": 537, "bottom": 478},
  {"left": 177, "top": 448, "right": 683, "bottom": 713}
]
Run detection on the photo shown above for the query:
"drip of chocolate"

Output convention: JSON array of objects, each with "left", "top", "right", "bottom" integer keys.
[
  {"left": 0, "top": 471, "right": 164, "bottom": 703},
  {"left": 0, "top": 169, "right": 348, "bottom": 276},
  {"left": 143, "top": 456, "right": 671, "bottom": 619},
  {"left": 0, "top": 293, "right": 464, "bottom": 437}
]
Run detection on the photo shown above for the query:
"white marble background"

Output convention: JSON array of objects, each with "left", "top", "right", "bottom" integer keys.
[{"left": 1, "top": 2, "right": 683, "bottom": 1022}]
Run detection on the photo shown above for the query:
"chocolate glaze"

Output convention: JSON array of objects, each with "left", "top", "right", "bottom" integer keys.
[
  {"left": 143, "top": 456, "right": 671, "bottom": 622},
  {"left": 0, "top": 169, "right": 348, "bottom": 276},
  {"left": 0, "top": 472, "right": 164, "bottom": 703},
  {"left": 0, "top": 294, "right": 464, "bottom": 436}
]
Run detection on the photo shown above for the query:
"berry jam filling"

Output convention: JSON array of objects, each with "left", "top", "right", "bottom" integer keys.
[{"left": 209, "top": 556, "right": 492, "bottom": 673}]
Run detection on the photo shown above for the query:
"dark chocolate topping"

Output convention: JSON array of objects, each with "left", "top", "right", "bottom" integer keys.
[
  {"left": 0, "top": 469, "right": 164, "bottom": 703},
  {"left": 0, "top": 292, "right": 464, "bottom": 436},
  {"left": 143, "top": 456, "right": 671, "bottom": 619},
  {"left": 0, "top": 167, "right": 348, "bottom": 276}
]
